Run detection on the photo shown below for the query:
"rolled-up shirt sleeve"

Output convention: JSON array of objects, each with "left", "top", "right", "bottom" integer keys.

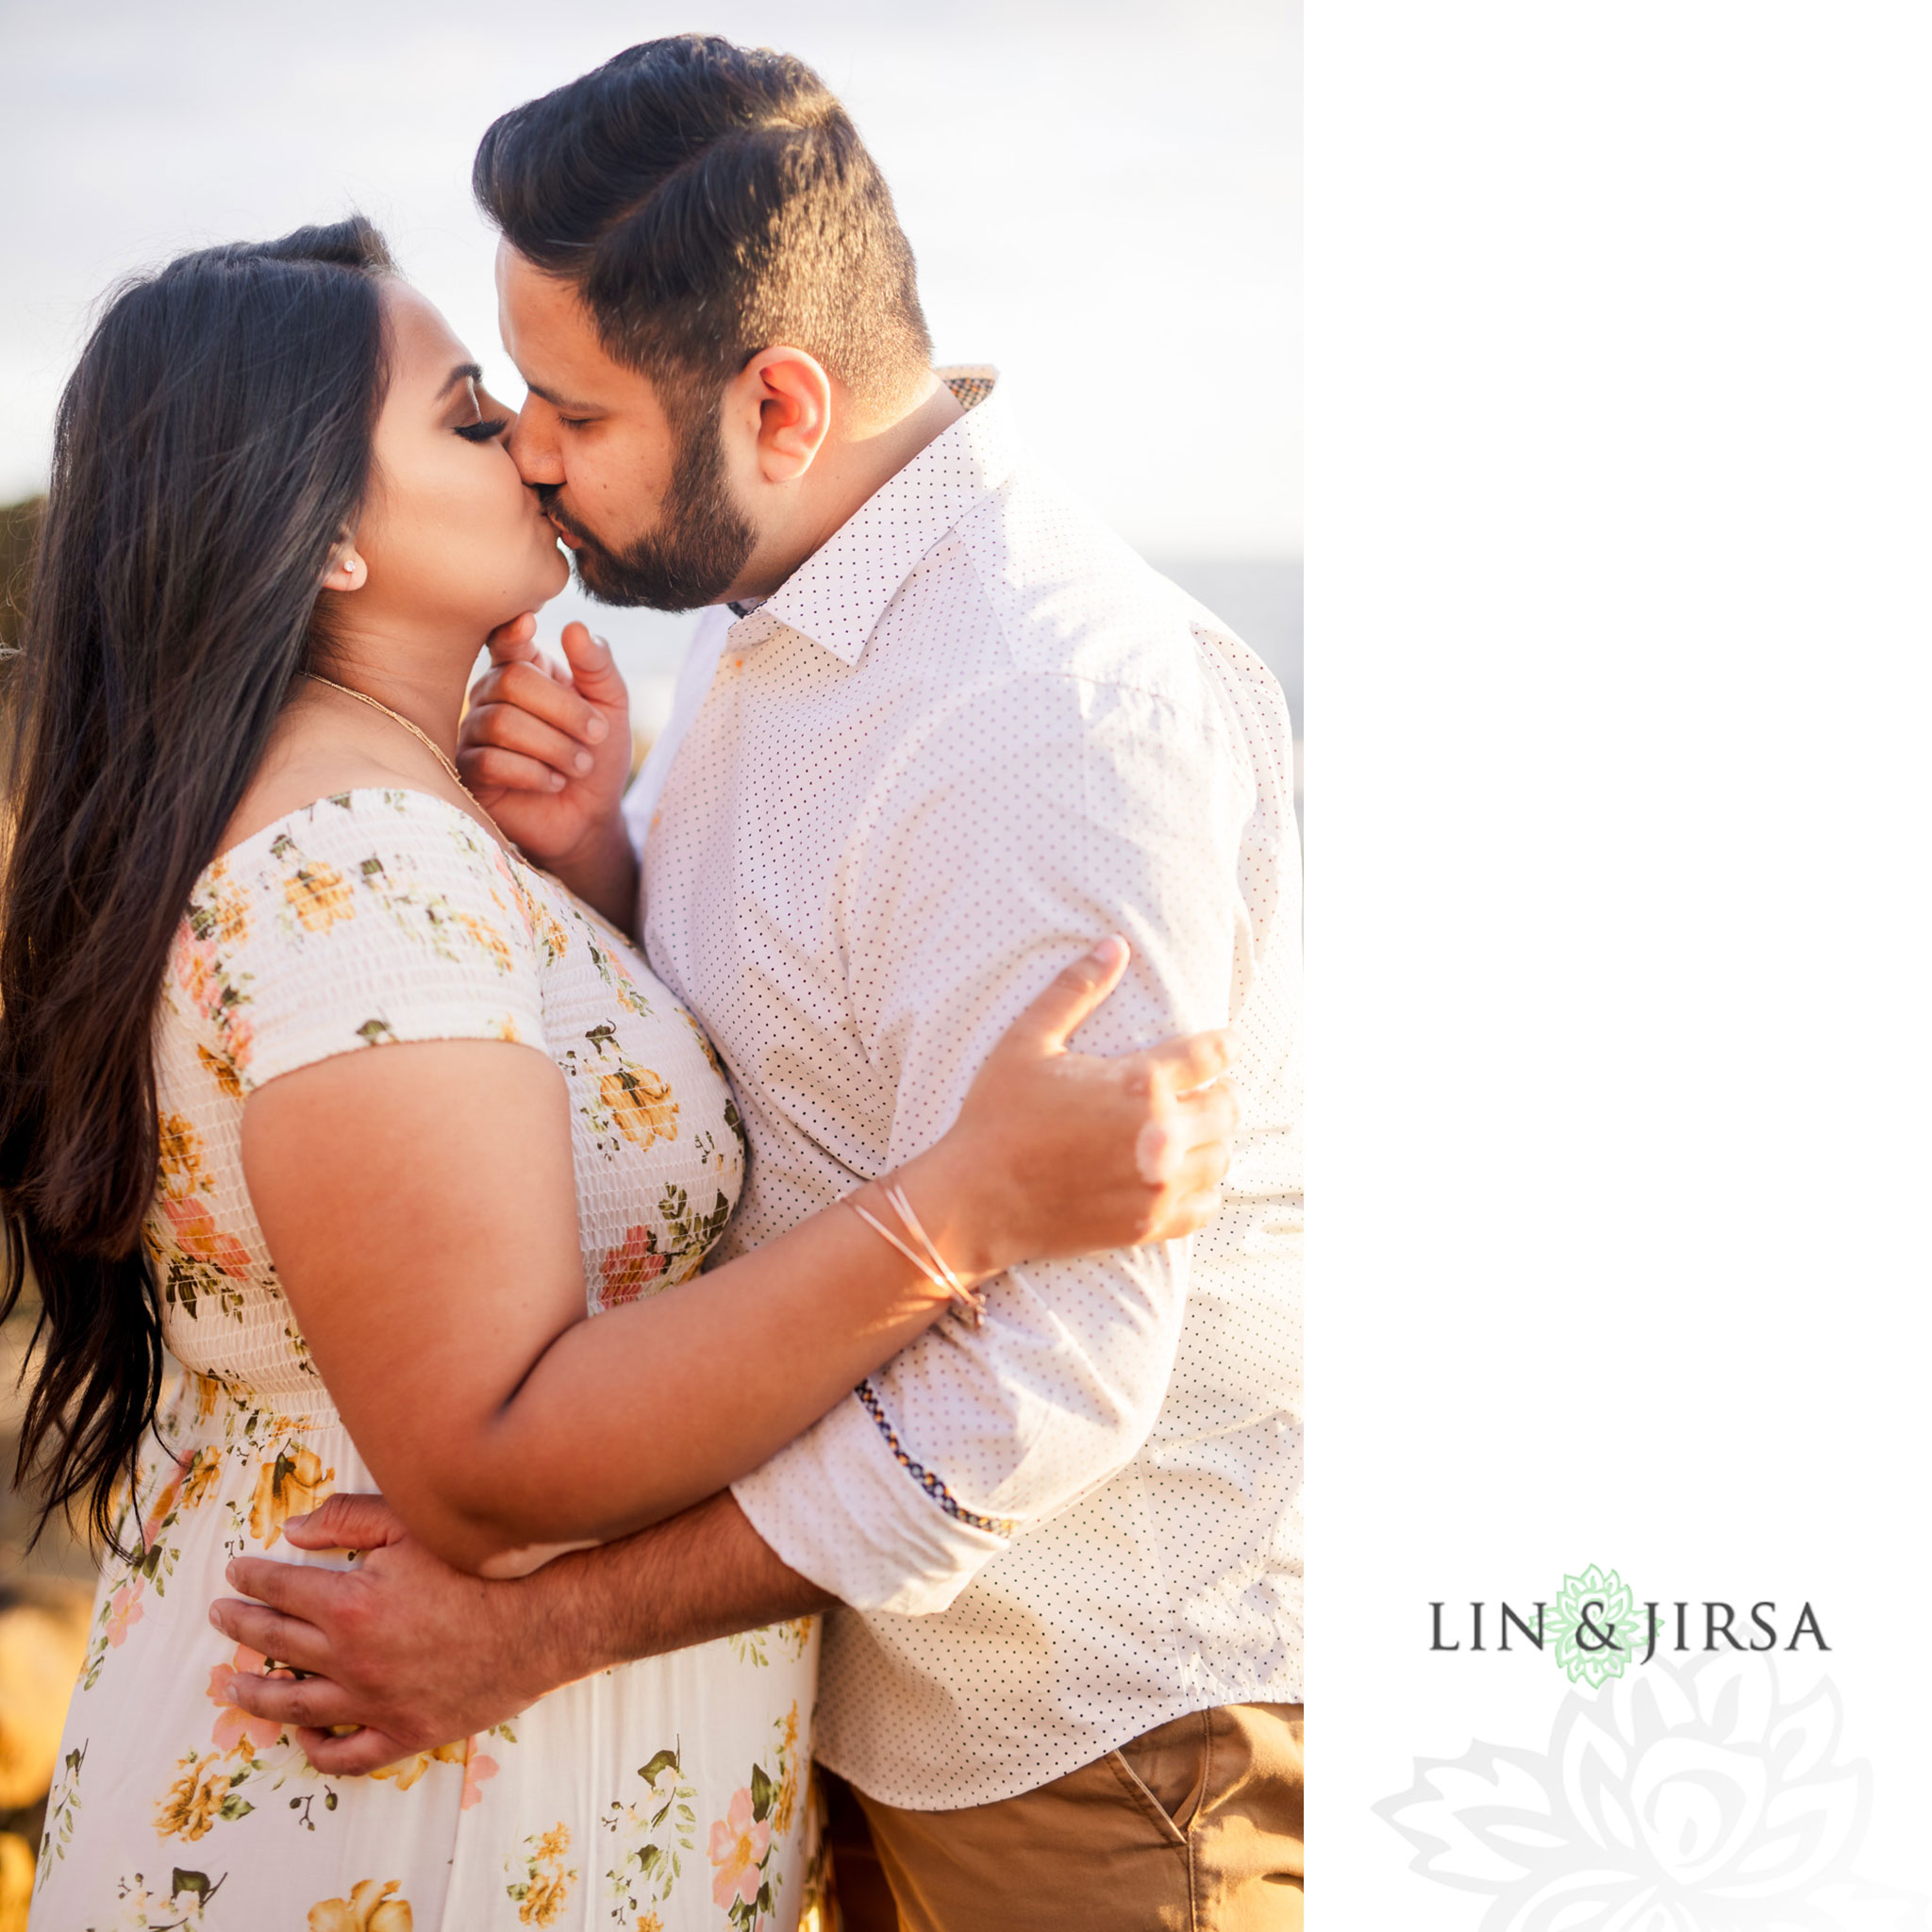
[{"left": 731, "top": 662, "right": 1251, "bottom": 1614}]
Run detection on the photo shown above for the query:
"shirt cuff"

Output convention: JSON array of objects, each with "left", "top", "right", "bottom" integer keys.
[{"left": 731, "top": 1384, "right": 1010, "bottom": 1615}]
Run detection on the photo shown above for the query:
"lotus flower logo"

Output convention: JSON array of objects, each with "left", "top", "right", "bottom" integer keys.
[
  {"left": 1553, "top": 1563, "right": 1646, "bottom": 1688},
  {"left": 1376, "top": 1651, "right": 1924, "bottom": 1929}
]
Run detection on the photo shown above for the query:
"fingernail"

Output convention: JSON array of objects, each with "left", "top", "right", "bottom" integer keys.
[
  {"left": 549, "top": 772, "right": 566, "bottom": 790},
  {"left": 208, "top": 1605, "right": 222, "bottom": 1627},
  {"left": 574, "top": 750, "right": 593, "bottom": 773},
  {"left": 225, "top": 1560, "right": 237, "bottom": 1584},
  {"left": 584, "top": 713, "right": 608, "bottom": 743},
  {"left": 1090, "top": 935, "right": 1128, "bottom": 968}
]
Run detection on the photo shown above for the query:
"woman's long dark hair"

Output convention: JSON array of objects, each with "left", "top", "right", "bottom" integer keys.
[{"left": 0, "top": 217, "right": 393, "bottom": 1553}]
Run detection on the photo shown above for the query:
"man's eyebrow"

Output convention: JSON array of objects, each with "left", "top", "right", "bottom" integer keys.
[
  {"left": 523, "top": 378, "right": 599, "bottom": 414},
  {"left": 436, "top": 361, "right": 485, "bottom": 400}
]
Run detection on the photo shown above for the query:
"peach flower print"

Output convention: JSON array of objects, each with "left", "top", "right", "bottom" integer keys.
[
  {"left": 248, "top": 1442, "right": 336, "bottom": 1547},
  {"left": 708, "top": 1787, "right": 771, "bottom": 1911},
  {"left": 174, "top": 932, "right": 224, "bottom": 1020},
  {"left": 207, "top": 1643, "right": 284, "bottom": 1754},
  {"left": 460, "top": 1740, "right": 499, "bottom": 1810},
  {"left": 104, "top": 1576, "right": 144, "bottom": 1648},
  {"left": 160, "top": 1192, "right": 253, "bottom": 1276},
  {"left": 599, "top": 1225, "right": 669, "bottom": 1308},
  {"left": 308, "top": 1878, "right": 413, "bottom": 1931},
  {"left": 195, "top": 1015, "right": 253, "bottom": 1095}
]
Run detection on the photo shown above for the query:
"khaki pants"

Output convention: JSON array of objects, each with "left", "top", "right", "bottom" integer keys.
[{"left": 827, "top": 1703, "right": 1303, "bottom": 1932}]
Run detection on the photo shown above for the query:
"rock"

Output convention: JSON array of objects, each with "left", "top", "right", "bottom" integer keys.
[{"left": 0, "top": 1590, "right": 90, "bottom": 1813}]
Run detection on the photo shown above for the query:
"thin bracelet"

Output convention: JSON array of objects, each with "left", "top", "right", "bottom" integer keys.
[{"left": 845, "top": 1181, "right": 988, "bottom": 1327}]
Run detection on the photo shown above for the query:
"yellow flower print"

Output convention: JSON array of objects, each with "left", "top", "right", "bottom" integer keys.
[
  {"left": 248, "top": 1442, "right": 335, "bottom": 1547},
  {"left": 155, "top": 1759, "right": 232, "bottom": 1841},
  {"left": 774, "top": 1699, "right": 802, "bottom": 1835},
  {"left": 518, "top": 886, "right": 571, "bottom": 967},
  {"left": 142, "top": 1470, "right": 183, "bottom": 1544},
  {"left": 202, "top": 857, "right": 252, "bottom": 942},
  {"left": 508, "top": 1822, "right": 575, "bottom": 1925},
  {"left": 456, "top": 910, "right": 514, "bottom": 974},
  {"left": 286, "top": 861, "right": 357, "bottom": 931},
  {"left": 180, "top": 1444, "right": 224, "bottom": 1510},
  {"left": 308, "top": 1878, "right": 413, "bottom": 1932},
  {"left": 600, "top": 1062, "right": 679, "bottom": 1149},
  {"left": 369, "top": 1738, "right": 467, "bottom": 1790},
  {"left": 636, "top": 1915, "right": 664, "bottom": 1932},
  {"left": 197, "top": 1041, "right": 245, "bottom": 1099},
  {"left": 157, "top": 1112, "right": 210, "bottom": 1198},
  {"left": 679, "top": 1004, "right": 726, "bottom": 1078},
  {"left": 488, "top": 1014, "right": 524, "bottom": 1044},
  {"left": 192, "top": 1371, "right": 225, "bottom": 1424},
  {"left": 521, "top": 1873, "right": 570, "bottom": 1927}
]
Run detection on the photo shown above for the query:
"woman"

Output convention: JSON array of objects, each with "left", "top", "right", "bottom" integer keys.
[{"left": 0, "top": 221, "right": 1232, "bottom": 1930}]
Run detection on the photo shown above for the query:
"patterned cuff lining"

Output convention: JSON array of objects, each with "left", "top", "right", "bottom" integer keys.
[{"left": 854, "top": 1380, "right": 1016, "bottom": 1539}]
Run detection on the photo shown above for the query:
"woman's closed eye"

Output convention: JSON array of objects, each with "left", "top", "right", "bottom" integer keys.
[{"left": 450, "top": 374, "right": 510, "bottom": 443}]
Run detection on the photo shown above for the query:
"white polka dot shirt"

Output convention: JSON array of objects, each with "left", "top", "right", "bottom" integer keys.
[{"left": 624, "top": 375, "right": 1302, "bottom": 1809}]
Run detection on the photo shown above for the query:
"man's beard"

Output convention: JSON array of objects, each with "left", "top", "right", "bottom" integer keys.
[{"left": 537, "top": 398, "right": 756, "bottom": 612}]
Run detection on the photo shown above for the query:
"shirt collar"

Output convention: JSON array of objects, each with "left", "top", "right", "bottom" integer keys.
[{"left": 729, "top": 367, "right": 1015, "bottom": 665}]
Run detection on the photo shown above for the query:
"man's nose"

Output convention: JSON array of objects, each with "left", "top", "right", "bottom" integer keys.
[{"left": 506, "top": 407, "right": 562, "bottom": 486}]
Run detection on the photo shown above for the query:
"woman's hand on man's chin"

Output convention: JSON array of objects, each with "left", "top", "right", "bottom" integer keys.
[{"left": 457, "top": 611, "right": 640, "bottom": 925}]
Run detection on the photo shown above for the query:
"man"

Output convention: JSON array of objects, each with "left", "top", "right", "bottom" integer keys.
[{"left": 214, "top": 35, "right": 1302, "bottom": 1930}]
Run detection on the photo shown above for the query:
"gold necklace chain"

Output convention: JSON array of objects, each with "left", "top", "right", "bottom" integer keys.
[{"left": 302, "top": 673, "right": 477, "bottom": 802}]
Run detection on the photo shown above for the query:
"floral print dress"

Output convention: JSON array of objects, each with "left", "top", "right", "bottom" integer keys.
[{"left": 33, "top": 790, "right": 827, "bottom": 1932}]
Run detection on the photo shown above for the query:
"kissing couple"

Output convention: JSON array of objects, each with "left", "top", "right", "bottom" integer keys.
[{"left": 2, "top": 33, "right": 1301, "bottom": 1932}]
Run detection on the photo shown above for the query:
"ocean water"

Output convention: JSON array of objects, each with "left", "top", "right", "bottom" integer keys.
[{"left": 545, "top": 552, "right": 1303, "bottom": 756}]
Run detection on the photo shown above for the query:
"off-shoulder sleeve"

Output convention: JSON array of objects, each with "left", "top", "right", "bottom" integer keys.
[{"left": 180, "top": 790, "right": 548, "bottom": 1097}]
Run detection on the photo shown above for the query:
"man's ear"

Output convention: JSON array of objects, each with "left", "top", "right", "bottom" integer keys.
[{"left": 741, "top": 347, "right": 834, "bottom": 484}]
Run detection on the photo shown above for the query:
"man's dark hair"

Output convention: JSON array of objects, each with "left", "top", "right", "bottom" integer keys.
[{"left": 474, "top": 35, "right": 933, "bottom": 412}]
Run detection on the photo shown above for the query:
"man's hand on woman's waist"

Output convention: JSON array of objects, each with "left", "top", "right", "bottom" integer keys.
[{"left": 208, "top": 1488, "right": 832, "bottom": 1775}]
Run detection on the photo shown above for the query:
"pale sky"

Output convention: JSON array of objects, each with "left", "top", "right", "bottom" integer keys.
[{"left": 0, "top": 0, "right": 1299, "bottom": 559}]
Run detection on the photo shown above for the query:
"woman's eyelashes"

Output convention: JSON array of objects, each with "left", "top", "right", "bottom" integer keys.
[{"left": 454, "top": 416, "right": 511, "bottom": 443}]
